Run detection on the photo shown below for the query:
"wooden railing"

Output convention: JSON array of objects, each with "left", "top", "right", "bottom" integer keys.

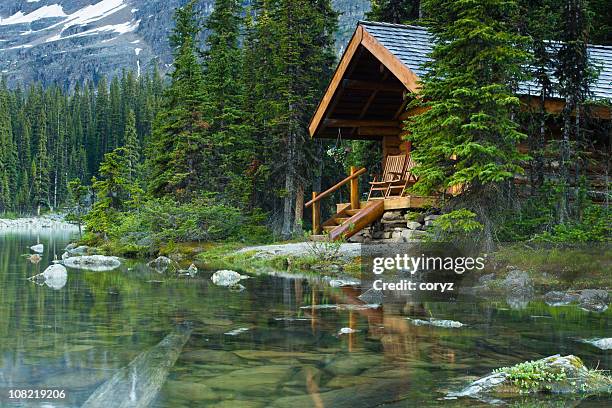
[{"left": 305, "top": 166, "right": 366, "bottom": 234}]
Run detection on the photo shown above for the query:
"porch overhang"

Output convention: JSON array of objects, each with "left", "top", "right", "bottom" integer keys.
[{"left": 308, "top": 24, "right": 422, "bottom": 140}]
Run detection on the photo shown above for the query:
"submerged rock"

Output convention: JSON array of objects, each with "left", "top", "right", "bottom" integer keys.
[
  {"left": 28, "top": 264, "right": 67, "bottom": 290},
  {"left": 449, "top": 355, "right": 612, "bottom": 399},
  {"left": 407, "top": 318, "right": 464, "bottom": 328},
  {"left": 211, "top": 270, "right": 248, "bottom": 287},
  {"left": 328, "top": 278, "right": 361, "bottom": 287},
  {"left": 63, "top": 255, "right": 121, "bottom": 272},
  {"left": 30, "top": 244, "right": 44, "bottom": 253},
  {"left": 358, "top": 288, "right": 384, "bottom": 305},
  {"left": 579, "top": 289, "right": 609, "bottom": 313},
  {"left": 224, "top": 327, "right": 250, "bottom": 336},
  {"left": 581, "top": 338, "right": 612, "bottom": 350},
  {"left": 28, "top": 254, "right": 42, "bottom": 264}
]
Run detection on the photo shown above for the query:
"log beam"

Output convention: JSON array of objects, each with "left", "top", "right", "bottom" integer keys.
[
  {"left": 342, "top": 79, "right": 404, "bottom": 92},
  {"left": 323, "top": 119, "right": 400, "bottom": 128}
]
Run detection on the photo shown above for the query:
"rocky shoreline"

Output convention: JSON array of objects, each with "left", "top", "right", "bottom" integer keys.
[{"left": 0, "top": 215, "right": 78, "bottom": 231}]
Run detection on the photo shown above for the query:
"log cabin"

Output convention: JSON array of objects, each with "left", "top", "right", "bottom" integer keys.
[{"left": 306, "top": 21, "right": 612, "bottom": 241}]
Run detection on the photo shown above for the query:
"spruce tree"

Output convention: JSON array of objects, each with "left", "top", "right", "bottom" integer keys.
[
  {"left": 202, "top": 0, "right": 254, "bottom": 205},
  {"left": 123, "top": 109, "right": 140, "bottom": 182},
  {"left": 247, "top": 0, "right": 338, "bottom": 237},
  {"left": 147, "top": 0, "right": 209, "bottom": 201},
  {"left": 407, "top": 0, "right": 530, "bottom": 244},
  {"left": 32, "top": 104, "right": 50, "bottom": 214}
]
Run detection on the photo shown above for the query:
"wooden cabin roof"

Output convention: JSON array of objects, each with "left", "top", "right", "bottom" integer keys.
[{"left": 309, "top": 21, "right": 612, "bottom": 139}]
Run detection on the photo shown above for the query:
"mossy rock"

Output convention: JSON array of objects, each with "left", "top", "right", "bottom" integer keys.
[{"left": 450, "top": 355, "right": 612, "bottom": 399}]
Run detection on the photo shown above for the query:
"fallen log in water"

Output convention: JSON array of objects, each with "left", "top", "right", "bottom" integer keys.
[{"left": 82, "top": 326, "right": 192, "bottom": 408}]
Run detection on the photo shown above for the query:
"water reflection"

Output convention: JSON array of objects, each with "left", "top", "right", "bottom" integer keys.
[{"left": 0, "top": 230, "right": 610, "bottom": 407}]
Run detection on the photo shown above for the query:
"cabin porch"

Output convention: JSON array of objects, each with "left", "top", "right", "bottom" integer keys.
[{"left": 306, "top": 164, "right": 439, "bottom": 242}]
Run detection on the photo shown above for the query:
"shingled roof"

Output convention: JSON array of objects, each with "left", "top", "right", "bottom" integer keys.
[{"left": 359, "top": 20, "right": 612, "bottom": 101}]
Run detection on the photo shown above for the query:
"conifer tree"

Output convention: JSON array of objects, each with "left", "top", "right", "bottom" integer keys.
[
  {"left": 407, "top": 0, "right": 530, "bottom": 244},
  {"left": 202, "top": 0, "right": 254, "bottom": 205},
  {"left": 246, "top": 0, "right": 338, "bottom": 237},
  {"left": 123, "top": 109, "right": 140, "bottom": 182},
  {"left": 32, "top": 104, "right": 50, "bottom": 214},
  {"left": 147, "top": 0, "right": 209, "bottom": 201}
]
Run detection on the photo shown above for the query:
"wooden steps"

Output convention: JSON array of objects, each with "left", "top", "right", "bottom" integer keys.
[{"left": 310, "top": 201, "right": 385, "bottom": 242}]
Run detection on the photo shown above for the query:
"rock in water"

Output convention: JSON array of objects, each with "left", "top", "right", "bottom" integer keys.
[
  {"left": 30, "top": 244, "right": 44, "bottom": 253},
  {"left": 179, "top": 264, "right": 198, "bottom": 277},
  {"left": 28, "top": 264, "right": 67, "bottom": 290},
  {"left": 581, "top": 338, "right": 612, "bottom": 350},
  {"left": 82, "top": 327, "right": 192, "bottom": 408},
  {"left": 147, "top": 256, "right": 176, "bottom": 273},
  {"left": 408, "top": 318, "right": 464, "bottom": 328},
  {"left": 543, "top": 290, "right": 579, "bottom": 306},
  {"left": 449, "top": 355, "right": 612, "bottom": 399},
  {"left": 211, "top": 270, "right": 247, "bottom": 287},
  {"left": 63, "top": 256, "right": 121, "bottom": 272}
]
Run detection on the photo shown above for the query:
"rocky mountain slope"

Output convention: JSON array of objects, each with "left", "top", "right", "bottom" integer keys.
[{"left": 0, "top": 0, "right": 370, "bottom": 88}]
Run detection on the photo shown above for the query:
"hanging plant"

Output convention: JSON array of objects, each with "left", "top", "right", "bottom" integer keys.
[{"left": 326, "top": 146, "right": 352, "bottom": 164}]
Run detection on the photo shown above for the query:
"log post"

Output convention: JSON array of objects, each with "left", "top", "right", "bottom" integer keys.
[
  {"left": 350, "top": 166, "right": 359, "bottom": 210},
  {"left": 312, "top": 192, "right": 321, "bottom": 235}
]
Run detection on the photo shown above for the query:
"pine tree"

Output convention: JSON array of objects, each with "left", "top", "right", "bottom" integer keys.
[
  {"left": 407, "top": 0, "right": 530, "bottom": 244},
  {"left": 32, "top": 103, "right": 50, "bottom": 214},
  {"left": 147, "top": 0, "right": 209, "bottom": 201},
  {"left": 123, "top": 109, "right": 140, "bottom": 182},
  {"left": 0, "top": 86, "right": 14, "bottom": 212},
  {"left": 202, "top": 0, "right": 254, "bottom": 205},
  {"left": 245, "top": 0, "right": 338, "bottom": 237},
  {"left": 366, "top": 0, "right": 422, "bottom": 24},
  {"left": 94, "top": 77, "right": 109, "bottom": 169}
]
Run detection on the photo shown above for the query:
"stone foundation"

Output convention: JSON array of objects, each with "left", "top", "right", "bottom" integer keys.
[{"left": 348, "top": 210, "right": 440, "bottom": 243}]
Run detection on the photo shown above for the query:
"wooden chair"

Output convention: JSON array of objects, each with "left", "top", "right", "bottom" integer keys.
[
  {"left": 385, "top": 155, "right": 418, "bottom": 198},
  {"left": 367, "top": 154, "right": 407, "bottom": 200}
]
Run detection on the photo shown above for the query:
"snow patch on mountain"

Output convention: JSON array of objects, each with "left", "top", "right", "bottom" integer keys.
[{"left": 0, "top": 5, "right": 67, "bottom": 26}]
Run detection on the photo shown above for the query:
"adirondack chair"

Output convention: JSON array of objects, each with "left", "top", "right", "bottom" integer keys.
[
  {"left": 385, "top": 155, "right": 418, "bottom": 198},
  {"left": 367, "top": 154, "right": 407, "bottom": 200}
]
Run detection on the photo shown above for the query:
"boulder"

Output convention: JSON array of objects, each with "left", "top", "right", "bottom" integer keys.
[
  {"left": 358, "top": 288, "right": 384, "bottom": 305},
  {"left": 501, "top": 269, "right": 534, "bottom": 298},
  {"left": 211, "top": 270, "right": 248, "bottom": 287},
  {"left": 581, "top": 338, "right": 612, "bottom": 350},
  {"left": 64, "top": 245, "right": 91, "bottom": 257},
  {"left": 147, "top": 256, "right": 176, "bottom": 273},
  {"left": 424, "top": 214, "right": 440, "bottom": 222},
  {"left": 179, "top": 264, "right": 198, "bottom": 277},
  {"left": 578, "top": 289, "right": 609, "bottom": 313},
  {"left": 449, "top": 355, "right": 612, "bottom": 399},
  {"left": 543, "top": 291, "right": 579, "bottom": 306},
  {"left": 30, "top": 244, "right": 44, "bottom": 253},
  {"left": 401, "top": 229, "right": 428, "bottom": 241},
  {"left": 406, "top": 221, "right": 422, "bottom": 230},
  {"left": 63, "top": 255, "right": 121, "bottom": 272},
  {"left": 382, "top": 211, "right": 403, "bottom": 221},
  {"left": 408, "top": 318, "right": 464, "bottom": 328},
  {"left": 28, "top": 264, "right": 67, "bottom": 290}
]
